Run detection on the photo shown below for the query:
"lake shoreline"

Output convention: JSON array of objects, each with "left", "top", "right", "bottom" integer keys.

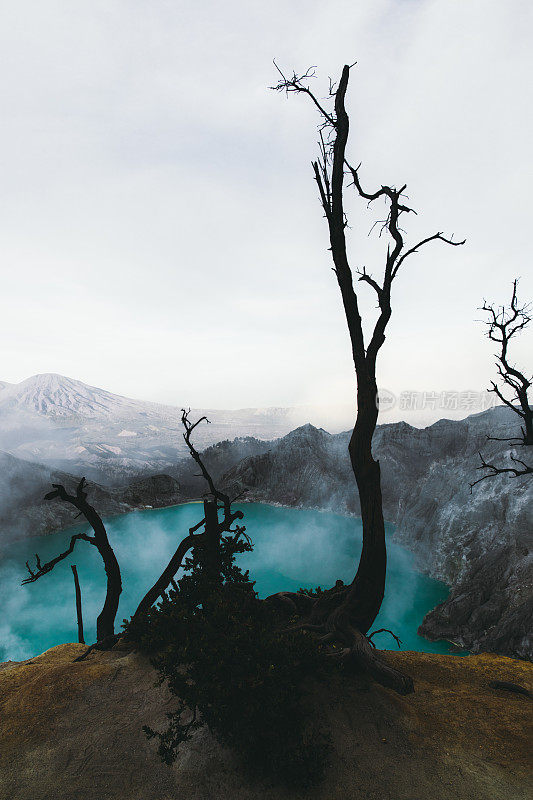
[{"left": 1, "top": 502, "right": 457, "bottom": 662}]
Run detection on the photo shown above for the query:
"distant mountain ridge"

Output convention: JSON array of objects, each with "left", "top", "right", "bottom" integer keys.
[
  {"left": 0, "top": 449, "right": 181, "bottom": 547},
  {"left": 0, "top": 374, "right": 332, "bottom": 481},
  {"left": 218, "top": 408, "right": 532, "bottom": 659},
  {"left": 0, "top": 374, "right": 332, "bottom": 424},
  {"left": 1, "top": 373, "right": 531, "bottom": 659},
  {"left": 0, "top": 374, "right": 172, "bottom": 419}
]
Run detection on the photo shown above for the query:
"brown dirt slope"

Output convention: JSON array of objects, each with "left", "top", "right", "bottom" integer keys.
[{"left": 0, "top": 644, "right": 531, "bottom": 800}]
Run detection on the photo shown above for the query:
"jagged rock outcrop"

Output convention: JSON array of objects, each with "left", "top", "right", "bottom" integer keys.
[
  {"left": 222, "top": 424, "right": 356, "bottom": 511},
  {"left": 3, "top": 407, "right": 531, "bottom": 659},
  {"left": 0, "top": 643, "right": 531, "bottom": 800},
  {"left": 220, "top": 408, "right": 532, "bottom": 659},
  {"left": 419, "top": 544, "right": 533, "bottom": 659},
  {"left": 0, "top": 451, "right": 180, "bottom": 546},
  {"left": 118, "top": 473, "right": 181, "bottom": 508}
]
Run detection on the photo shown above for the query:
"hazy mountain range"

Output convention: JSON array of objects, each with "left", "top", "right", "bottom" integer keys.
[
  {"left": 218, "top": 414, "right": 532, "bottom": 659},
  {"left": 0, "top": 374, "right": 353, "bottom": 482},
  {"left": 0, "top": 373, "right": 531, "bottom": 659}
]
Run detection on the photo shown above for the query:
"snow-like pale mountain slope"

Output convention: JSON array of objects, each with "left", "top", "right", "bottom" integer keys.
[
  {"left": 0, "top": 374, "right": 174, "bottom": 419},
  {"left": 0, "top": 374, "right": 331, "bottom": 481},
  {"left": 0, "top": 374, "right": 310, "bottom": 426}
]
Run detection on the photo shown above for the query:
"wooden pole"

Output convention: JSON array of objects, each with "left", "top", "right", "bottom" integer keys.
[
  {"left": 71, "top": 564, "right": 85, "bottom": 644},
  {"left": 203, "top": 499, "right": 220, "bottom": 583}
]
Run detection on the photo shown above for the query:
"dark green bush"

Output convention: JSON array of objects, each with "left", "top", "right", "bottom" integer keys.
[{"left": 125, "top": 526, "right": 332, "bottom": 788}]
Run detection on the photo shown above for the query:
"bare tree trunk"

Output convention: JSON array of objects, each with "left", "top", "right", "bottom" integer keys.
[
  {"left": 346, "top": 387, "right": 386, "bottom": 634},
  {"left": 77, "top": 497, "right": 122, "bottom": 641},
  {"left": 202, "top": 499, "right": 221, "bottom": 585},
  {"left": 133, "top": 531, "right": 196, "bottom": 618},
  {"left": 71, "top": 564, "right": 85, "bottom": 644},
  {"left": 270, "top": 63, "right": 462, "bottom": 693},
  {"left": 322, "top": 66, "right": 385, "bottom": 634},
  {"left": 25, "top": 478, "right": 123, "bottom": 643}
]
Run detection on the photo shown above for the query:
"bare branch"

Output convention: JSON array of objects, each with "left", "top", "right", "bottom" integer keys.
[
  {"left": 271, "top": 61, "right": 336, "bottom": 126},
  {"left": 393, "top": 232, "right": 465, "bottom": 278},
  {"left": 479, "top": 280, "right": 532, "bottom": 449},
  {"left": 356, "top": 266, "right": 382, "bottom": 298},
  {"left": 22, "top": 532, "right": 95, "bottom": 584},
  {"left": 470, "top": 451, "right": 532, "bottom": 489},
  {"left": 37, "top": 478, "right": 123, "bottom": 642}
]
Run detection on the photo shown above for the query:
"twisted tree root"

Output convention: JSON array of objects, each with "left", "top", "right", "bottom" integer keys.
[
  {"left": 266, "top": 588, "right": 414, "bottom": 696},
  {"left": 73, "top": 634, "right": 121, "bottom": 662}
]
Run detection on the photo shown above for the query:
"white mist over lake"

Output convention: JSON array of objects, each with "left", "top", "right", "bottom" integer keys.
[{"left": 0, "top": 503, "right": 457, "bottom": 661}]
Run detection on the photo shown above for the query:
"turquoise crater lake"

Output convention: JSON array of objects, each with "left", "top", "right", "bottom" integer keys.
[{"left": 0, "top": 503, "right": 456, "bottom": 661}]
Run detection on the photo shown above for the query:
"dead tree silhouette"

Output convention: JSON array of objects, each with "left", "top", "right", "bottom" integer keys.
[
  {"left": 22, "top": 477, "right": 122, "bottom": 645},
  {"left": 268, "top": 62, "right": 464, "bottom": 694},
  {"left": 471, "top": 279, "right": 532, "bottom": 487},
  {"left": 132, "top": 409, "right": 249, "bottom": 619}
]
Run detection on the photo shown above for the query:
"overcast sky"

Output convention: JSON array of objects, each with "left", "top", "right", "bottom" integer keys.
[{"left": 1, "top": 0, "right": 531, "bottom": 419}]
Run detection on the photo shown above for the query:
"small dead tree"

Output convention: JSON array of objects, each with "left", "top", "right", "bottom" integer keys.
[
  {"left": 471, "top": 279, "right": 532, "bottom": 487},
  {"left": 132, "top": 409, "right": 249, "bottom": 619},
  {"left": 269, "top": 63, "right": 464, "bottom": 694},
  {"left": 71, "top": 564, "right": 85, "bottom": 644},
  {"left": 22, "top": 478, "right": 122, "bottom": 644}
]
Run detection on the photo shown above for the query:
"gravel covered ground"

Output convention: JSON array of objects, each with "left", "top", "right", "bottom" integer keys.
[{"left": 0, "top": 643, "right": 531, "bottom": 800}]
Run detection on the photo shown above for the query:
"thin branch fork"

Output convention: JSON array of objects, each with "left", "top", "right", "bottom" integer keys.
[
  {"left": 340, "top": 156, "right": 465, "bottom": 368},
  {"left": 476, "top": 279, "right": 533, "bottom": 453},
  {"left": 181, "top": 410, "right": 247, "bottom": 540},
  {"left": 181, "top": 409, "right": 233, "bottom": 515},
  {"left": 23, "top": 532, "right": 96, "bottom": 584},
  {"left": 132, "top": 413, "right": 249, "bottom": 618},
  {"left": 271, "top": 61, "right": 337, "bottom": 127},
  {"left": 470, "top": 451, "right": 532, "bottom": 489}
]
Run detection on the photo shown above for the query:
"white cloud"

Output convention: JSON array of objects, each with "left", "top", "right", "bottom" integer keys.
[{"left": 0, "top": 0, "right": 531, "bottom": 410}]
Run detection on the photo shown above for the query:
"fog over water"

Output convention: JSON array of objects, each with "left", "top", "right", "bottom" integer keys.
[{"left": 0, "top": 503, "right": 457, "bottom": 662}]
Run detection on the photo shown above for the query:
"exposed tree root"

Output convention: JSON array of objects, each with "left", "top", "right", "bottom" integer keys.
[
  {"left": 367, "top": 628, "right": 402, "bottom": 649},
  {"left": 73, "top": 634, "right": 121, "bottom": 662},
  {"left": 266, "top": 587, "right": 414, "bottom": 696}
]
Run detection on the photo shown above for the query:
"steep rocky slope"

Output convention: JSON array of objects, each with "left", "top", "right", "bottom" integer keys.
[
  {"left": 0, "top": 643, "right": 530, "bottom": 800},
  {"left": 419, "top": 543, "right": 532, "bottom": 660},
  {"left": 3, "top": 406, "right": 531, "bottom": 658},
  {"left": 220, "top": 408, "right": 532, "bottom": 659},
  {"left": 0, "top": 373, "right": 339, "bottom": 482},
  {"left": 0, "top": 451, "right": 180, "bottom": 546}
]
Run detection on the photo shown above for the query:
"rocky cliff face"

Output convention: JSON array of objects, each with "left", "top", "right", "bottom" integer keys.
[
  {"left": 419, "top": 543, "right": 533, "bottom": 660},
  {"left": 0, "top": 451, "right": 181, "bottom": 546},
  {"left": 222, "top": 424, "right": 357, "bottom": 511},
  {"left": 3, "top": 407, "right": 531, "bottom": 659},
  {"left": 220, "top": 408, "right": 532, "bottom": 660}
]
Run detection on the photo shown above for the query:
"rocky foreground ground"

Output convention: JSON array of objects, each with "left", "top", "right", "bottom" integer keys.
[{"left": 0, "top": 643, "right": 531, "bottom": 800}]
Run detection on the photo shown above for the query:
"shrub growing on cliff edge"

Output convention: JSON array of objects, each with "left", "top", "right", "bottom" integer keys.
[{"left": 125, "top": 527, "right": 332, "bottom": 788}]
